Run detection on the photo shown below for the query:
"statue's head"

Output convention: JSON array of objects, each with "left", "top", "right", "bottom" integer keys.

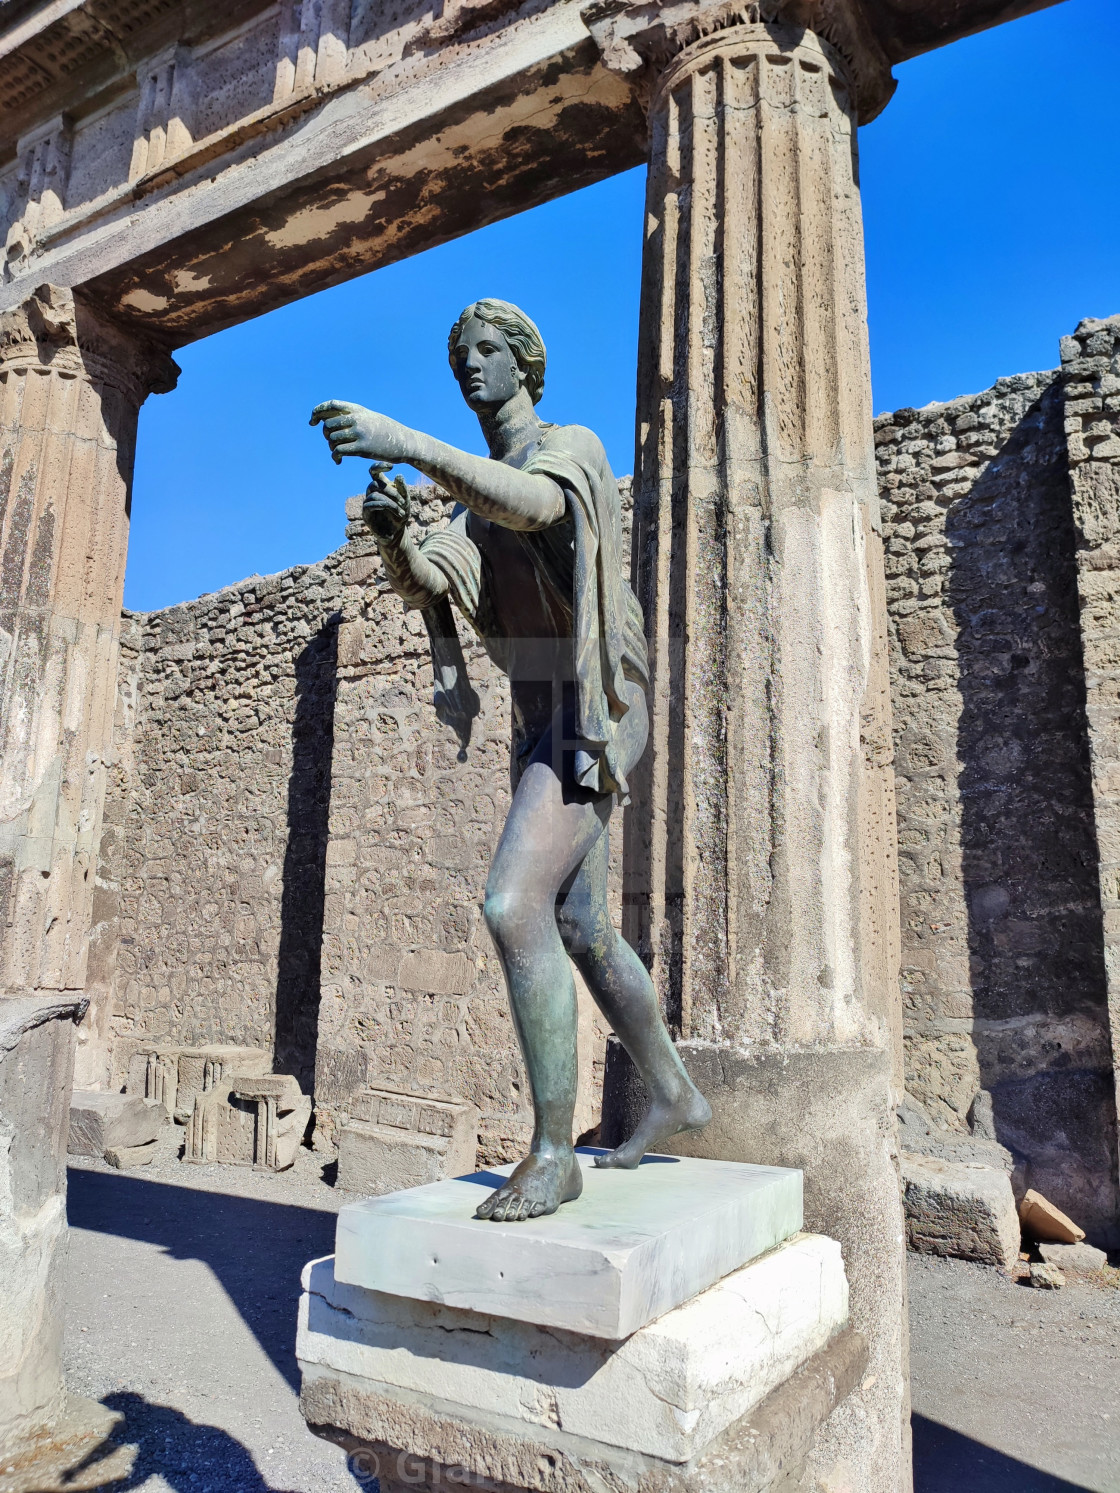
[{"left": 447, "top": 299, "right": 546, "bottom": 411}]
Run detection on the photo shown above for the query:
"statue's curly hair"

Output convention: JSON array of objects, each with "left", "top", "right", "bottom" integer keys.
[{"left": 447, "top": 299, "right": 546, "bottom": 405}]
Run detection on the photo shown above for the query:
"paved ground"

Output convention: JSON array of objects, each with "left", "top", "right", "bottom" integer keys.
[{"left": 19, "top": 1135, "right": 1120, "bottom": 1493}]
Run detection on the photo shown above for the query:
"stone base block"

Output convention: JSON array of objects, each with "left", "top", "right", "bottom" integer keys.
[
  {"left": 68, "top": 1090, "right": 165, "bottom": 1157},
  {"left": 302, "top": 1325, "right": 867, "bottom": 1493},
  {"left": 902, "top": 1152, "right": 1020, "bottom": 1269},
  {"left": 337, "top": 1087, "right": 479, "bottom": 1195},
  {"left": 336, "top": 1151, "right": 803, "bottom": 1339},
  {"left": 299, "top": 1234, "right": 846, "bottom": 1466}
]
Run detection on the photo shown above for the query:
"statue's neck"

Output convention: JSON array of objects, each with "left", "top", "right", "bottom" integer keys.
[{"left": 479, "top": 390, "right": 542, "bottom": 462}]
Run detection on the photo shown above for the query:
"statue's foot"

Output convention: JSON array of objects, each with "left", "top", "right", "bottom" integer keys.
[
  {"left": 475, "top": 1149, "right": 583, "bottom": 1223},
  {"left": 594, "top": 1085, "right": 712, "bottom": 1170}
]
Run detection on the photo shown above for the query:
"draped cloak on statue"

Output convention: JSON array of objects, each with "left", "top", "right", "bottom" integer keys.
[{"left": 413, "top": 424, "right": 649, "bottom": 803}]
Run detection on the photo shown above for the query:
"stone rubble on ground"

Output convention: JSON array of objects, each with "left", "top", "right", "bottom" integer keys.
[
  {"left": 1028, "top": 1262, "right": 1066, "bottom": 1290},
  {"left": 67, "top": 1091, "right": 165, "bottom": 1159},
  {"left": 1037, "top": 1240, "right": 1108, "bottom": 1273},
  {"left": 901, "top": 1152, "right": 1020, "bottom": 1271},
  {"left": 1020, "top": 1189, "right": 1086, "bottom": 1244}
]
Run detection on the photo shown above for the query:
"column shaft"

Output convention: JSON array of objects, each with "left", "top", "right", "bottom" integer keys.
[
  {"left": 625, "top": 24, "right": 908, "bottom": 1490},
  {"left": 0, "top": 286, "right": 175, "bottom": 1020}
]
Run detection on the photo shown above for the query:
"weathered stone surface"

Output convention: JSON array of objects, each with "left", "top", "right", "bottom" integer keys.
[
  {"left": 103, "top": 1141, "right": 157, "bottom": 1169},
  {"left": 337, "top": 1088, "right": 478, "bottom": 1196},
  {"left": 901, "top": 1152, "right": 1020, "bottom": 1270},
  {"left": 1028, "top": 1262, "right": 1065, "bottom": 1290},
  {"left": 122, "top": 1045, "right": 272, "bottom": 1124},
  {"left": 184, "top": 1071, "right": 310, "bottom": 1170},
  {"left": 302, "top": 1327, "right": 868, "bottom": 1493},
  {"left": 879, "top": 363, "right": 1120, "bottom": 1244},
  {"left": 335, "top": 1152, "right": 802, "bottom": 1339},
  {"left": 1020, "top": 1188, "right": 1086, "bottom": 1244},
  {"left": 1037, "top": 1240, "right": 1108, "bottom": 1272},
  {"left": 67, "top": 1090, "right": 164, "bottom": 1157},
  {"left": 299, "top": 1233, "right": 847, "bottom": 1466},
  {"left": 0, "top": 997, "right": 84, "bottom": 1451},
  {"left": 1064, "top": 314, "right": 1120, "bottom": 1232},
  {"left": 619, "top": 22, "right": 907, "bottom": 1490}
]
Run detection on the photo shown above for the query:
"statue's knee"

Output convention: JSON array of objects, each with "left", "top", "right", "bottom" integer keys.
[{"left": 483, "top": 886, "right": 520, "bottom": 944}]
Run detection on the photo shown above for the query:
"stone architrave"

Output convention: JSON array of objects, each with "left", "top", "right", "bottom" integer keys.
[
  {"left": 594, "top": 15, "right": 908, "bottom": 1490},
  {"left": 337, "top": 1087, "right": 479, "bottom": 1195},
  {"left": 0, "top": 285, "right": 177, "bottom": 1052}
]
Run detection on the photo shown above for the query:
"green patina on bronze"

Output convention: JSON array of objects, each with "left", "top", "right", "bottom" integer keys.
[{"left": 311, "top": 299, "right": 709, "bottom": 1222}]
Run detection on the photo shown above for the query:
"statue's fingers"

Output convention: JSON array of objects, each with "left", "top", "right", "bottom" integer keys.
[
  {"left": 309, "top": 399, "right": 350, "bottom": 425},
  {"left": 323, "top": 414, "right": 355, "bottom": 433}
]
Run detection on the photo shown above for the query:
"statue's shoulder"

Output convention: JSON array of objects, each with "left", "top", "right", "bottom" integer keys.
[{"left": 540, "top": 422, "right": 611, "bottom": 470}]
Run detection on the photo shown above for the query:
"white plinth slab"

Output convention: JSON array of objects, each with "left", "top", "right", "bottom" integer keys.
[
  {"left": 334, "top": 1150, "right": 803, "bottom": 1338},
  {"left": 299, "top": 1233, "right": 847, "bottom": 1464}
]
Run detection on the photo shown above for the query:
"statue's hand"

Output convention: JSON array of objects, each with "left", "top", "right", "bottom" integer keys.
[
  {"left": 310, "top": 400, "right": 416, "bottom": 465},
  {"left": 362, "top": 465, "right": 411, "bottom": 542}
]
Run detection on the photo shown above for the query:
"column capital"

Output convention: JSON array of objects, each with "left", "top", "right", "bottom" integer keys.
[
  {"left": 582, "top": 0, "right": 896, "bottom": 122},
  {"left": 0, "top": 283, "right": 179, "bottom": 404}
]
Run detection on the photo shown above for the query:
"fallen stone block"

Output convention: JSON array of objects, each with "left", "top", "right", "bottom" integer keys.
[
  {"left": 901, "top": 1152, "right": 1020, "bottom": 1269},
  {"left": 1028, "top": 1261, "right": 1065, "bottom": 1289},
  {"left": 1038, "top": 1241, "right": 1108, "bottom": 1272},
  {"left": 124, "top": 1043, "right": 272, "bottom": 1123},
  {"left": 104, "top": 1142, "right": 157, "bottom": 1169},
  {"left": 1020, "top": 1188, "right": 1085, "bottom": 1244},
  {"left": 185, "top": 1073, "right": 310, "bottom": 1170},
  {"left": 68, "top": 1091, "right": 166, "bottom": 1158},
  {"left": 337, "top": 1087, "right": 479, "bottom": 1195}
]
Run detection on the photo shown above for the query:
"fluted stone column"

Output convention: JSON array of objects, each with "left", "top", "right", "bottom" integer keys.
[
  {"left": 0, "top": 285, "right": 176, "bottom": 1060},
  {"left": 0, "top": 285, "right": 174, "bottom": 1453},
  {"left": 608, "top": 21, "right": 908, "bottom": 1492}
]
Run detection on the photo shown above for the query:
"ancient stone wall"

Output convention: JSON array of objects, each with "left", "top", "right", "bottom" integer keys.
[
  {"left": 877, "top": 370, "right": 1119, "bottom": 1240},
  {"left": 97, "top": 553, "right": 345, "bottom": 1095}
]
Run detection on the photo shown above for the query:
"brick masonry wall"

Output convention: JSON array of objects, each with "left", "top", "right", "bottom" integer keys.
[{"left": 877, "top": 368, "right": 1118, "bottom": 1239}]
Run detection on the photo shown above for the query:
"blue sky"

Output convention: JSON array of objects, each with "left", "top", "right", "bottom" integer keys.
[{"left": 126, "top": 0, "right": 1119, "bottom": 612}]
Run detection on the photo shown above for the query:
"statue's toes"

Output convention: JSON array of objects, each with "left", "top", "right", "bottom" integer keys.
[
  {"left": 475, "top": 1189, "right": 499, "bottom": 1219},
  {"left": 529, "top": 1199, "right": 548, "bottom": 1218}
]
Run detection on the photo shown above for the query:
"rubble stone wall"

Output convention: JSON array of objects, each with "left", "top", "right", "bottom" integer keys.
[{"left": 877, "top": 370, "right": 1119, "bottom": 1239}]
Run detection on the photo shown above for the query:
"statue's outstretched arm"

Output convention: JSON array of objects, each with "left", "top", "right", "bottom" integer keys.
[{"left": 311, "top": 401, "right": 565, "bottom": 532}]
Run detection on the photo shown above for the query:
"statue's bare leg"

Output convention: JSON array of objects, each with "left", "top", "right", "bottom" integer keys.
[
  {"left": 558, "top": 832, "right": 711, "bottom": 1170},
  {"left": 475, "top": 728, "right": 611, "bottom": 1222}
]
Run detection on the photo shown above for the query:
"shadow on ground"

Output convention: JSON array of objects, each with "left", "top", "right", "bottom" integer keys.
[
  {"left": 41, "top": 1391, "right": 311, "bottom": 1493},
  {"left": 913, "top": 1414, "right": 1095, "bottom": 1492},
  {"left": 66, "top": 1168, "right": 336, "bottom": 1393}
]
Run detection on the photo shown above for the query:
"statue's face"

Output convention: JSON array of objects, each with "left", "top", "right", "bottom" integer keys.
[{"left": 450, "top": 317, "right": 524, "bottom": 410}]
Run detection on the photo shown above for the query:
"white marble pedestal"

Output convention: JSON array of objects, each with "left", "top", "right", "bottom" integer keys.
[{"left": 297, "top": 1153, "right": 862, "bottom": 1492}]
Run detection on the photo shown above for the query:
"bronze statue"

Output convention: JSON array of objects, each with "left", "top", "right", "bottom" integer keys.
[{"left": 311, "top": 299, "right": 710, "bottom": 1222}]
